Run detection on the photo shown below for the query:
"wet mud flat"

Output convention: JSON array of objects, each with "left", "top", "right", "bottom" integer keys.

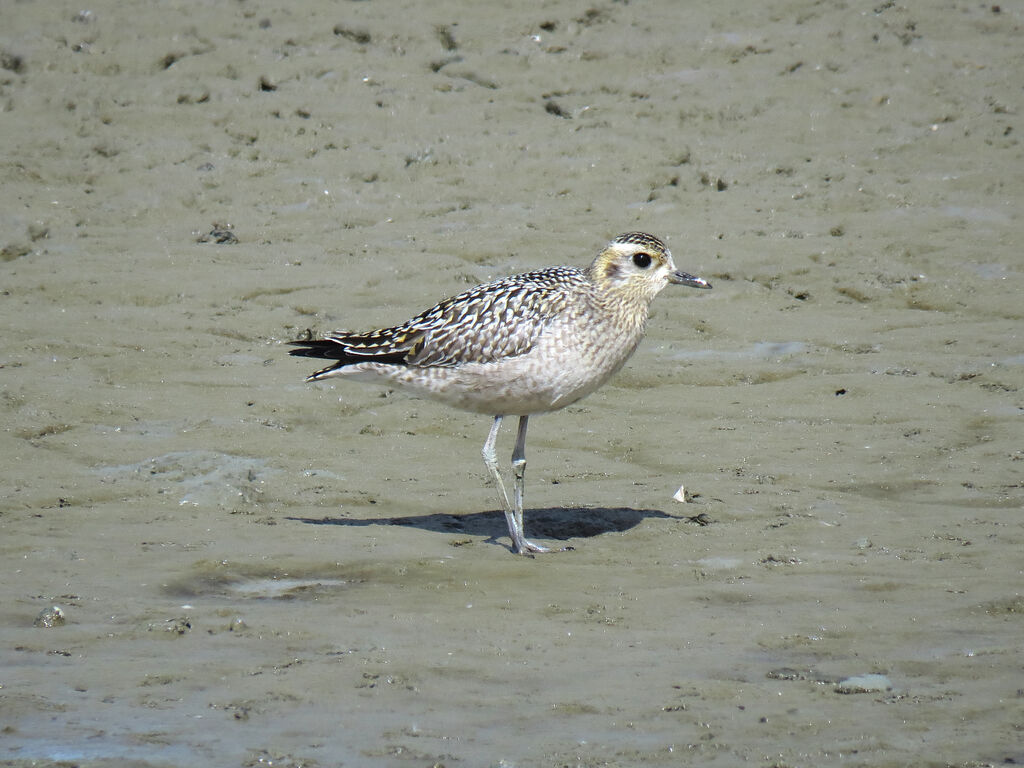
[{"left": 2, "top": 1, "right": 1022, "bottom": 766}]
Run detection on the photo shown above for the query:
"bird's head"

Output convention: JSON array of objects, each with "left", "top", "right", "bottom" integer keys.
[{"left": 588, "top": 232, "right": 711, "bottom": 304}]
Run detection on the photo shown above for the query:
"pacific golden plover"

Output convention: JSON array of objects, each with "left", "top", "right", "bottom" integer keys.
[{"left": 289, "top": 232, "right": 711, "bottom": 554}]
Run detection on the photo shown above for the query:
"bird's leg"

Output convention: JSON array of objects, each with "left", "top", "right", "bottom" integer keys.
[
  {"left": 482, "top": 415, "right": 550, "bottom": 554},
  {"left": 511, "top": 415, "right": 529, "bottom": 533},
  {"left": 483, "top": 415, "right": 513, "bottom": 509},
  {"left": 510, "top": 415, "right": 551, "bottom": 554},
  {"left": 483, "top": 415, "right": 520, "bottom": 549}
]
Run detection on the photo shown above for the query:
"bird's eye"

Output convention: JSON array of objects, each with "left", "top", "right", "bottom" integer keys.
[{"left": 633, "top": 252, "right": 652, "bottom": 269}]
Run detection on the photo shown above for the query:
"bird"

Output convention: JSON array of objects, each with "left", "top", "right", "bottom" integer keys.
[{"left": 289, "top": 232, "right": 711, "bottom": 554}]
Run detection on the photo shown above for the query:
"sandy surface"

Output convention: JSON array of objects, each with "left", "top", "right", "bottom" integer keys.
[{"left": 2, "top": 1, "right": 1022, "bottom": 766}]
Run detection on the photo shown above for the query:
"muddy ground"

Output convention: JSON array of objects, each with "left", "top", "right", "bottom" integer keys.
[{"left": 1, "top": 1, "right": 1022, "bottom": 766}]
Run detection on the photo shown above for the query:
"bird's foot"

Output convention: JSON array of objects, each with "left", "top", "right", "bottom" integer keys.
[
  {"left": 512, "top": 538, "right": 574, "bottom": 555},
  {"left": 515, "top": 539, "right": 551, "bottom": 555}
]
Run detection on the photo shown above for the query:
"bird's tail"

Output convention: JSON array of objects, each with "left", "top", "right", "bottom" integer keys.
[{"left": 288, "top": 331, "right": 415, "bottom": 380}]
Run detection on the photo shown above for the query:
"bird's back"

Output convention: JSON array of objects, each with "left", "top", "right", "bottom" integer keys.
[{"left": 290, "top": 266, "right": 594, "bottom": 377}]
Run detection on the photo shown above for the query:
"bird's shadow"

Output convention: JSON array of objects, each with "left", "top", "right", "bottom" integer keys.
[{"left": 286, "top": 506, "right": 699, "bottom": 550}]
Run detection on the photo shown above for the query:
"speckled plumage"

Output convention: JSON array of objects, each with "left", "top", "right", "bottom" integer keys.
[{"left": 290, "top": 232, "right": 711, "bottom": 554}]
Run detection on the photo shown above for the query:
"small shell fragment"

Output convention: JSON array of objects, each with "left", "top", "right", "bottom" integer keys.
[
  {"left": 34, "top": 605, "right": 66, "bottom": 628},
  {"left": 835, "top": 673, "right": 893, "bottom": 694},
  {"left": 672, "top": 485, "right": 688, "bottom": 503}
]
